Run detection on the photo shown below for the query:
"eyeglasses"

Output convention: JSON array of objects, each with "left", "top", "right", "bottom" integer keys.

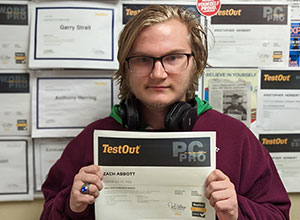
[{"left": 125, "top": 53, "right": 194, "bottom": 75}]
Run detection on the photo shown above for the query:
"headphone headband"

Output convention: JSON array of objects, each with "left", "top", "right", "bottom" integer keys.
[{"left": 110, "top": 96, "right": 211, "bottom": 130}]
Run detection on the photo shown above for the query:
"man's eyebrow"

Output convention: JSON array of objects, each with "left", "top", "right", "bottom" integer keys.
[{"left": 128, "top": 49, "right": 189, "bottom": 57}]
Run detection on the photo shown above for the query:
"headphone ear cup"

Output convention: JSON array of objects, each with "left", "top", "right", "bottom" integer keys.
[
  {"left": 121, "top": 98, "right": 141, "bottom": 130},
  {"left": 126, "top": 98, "right": 140, "bottom": 129},
  {"left": 164, "top": 102, "right": 192, "bottom": 131},
  {"left": 119, "top": 99, "right": 128, "bottom": 127}
]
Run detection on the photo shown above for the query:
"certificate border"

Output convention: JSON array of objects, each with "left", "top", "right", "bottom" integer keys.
[
  {"left": 34, "top": 7, "right": 115, "bottom": 61},
  {"left": 32, "top": 139, "right": 41, "bottom": 192},
  {"left": 36, "top": 77, "right": 113, "bottom": 129},
  {"left": 0, "top": 140, "right": 29, "bottom": 195},
  {"left": 33, "top": 138, "right": 69, "bottom": 192},
  {"left": 33, "top": 139, "right": 42, "bottom": 192}
]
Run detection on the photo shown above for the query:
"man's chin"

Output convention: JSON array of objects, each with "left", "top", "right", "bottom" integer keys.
[{"left": 143, "top": 102, "right": 170, "bottom": 112}]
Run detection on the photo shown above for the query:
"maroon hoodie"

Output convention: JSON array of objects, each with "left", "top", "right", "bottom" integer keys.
[{"left": 40, "top": 109, "right": 290, "bottom": 220}]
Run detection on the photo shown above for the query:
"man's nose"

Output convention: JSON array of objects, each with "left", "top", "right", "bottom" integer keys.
[{"left": 150, "top": 60, "right": 168, "bottom": 79}]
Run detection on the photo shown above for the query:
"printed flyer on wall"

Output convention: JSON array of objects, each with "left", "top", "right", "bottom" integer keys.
[
  {"left": 259, "top": 133, "right": 300, "bottom": 192},
  {"left": 94, "top": 130, "right": 216, "bottom": 220},
  {"left": 257, "top": 69, "right": 300, "bottom": 132},
  {"left": 208, "top": 3, "right": 290, "bottom": 67},
  {"left": 0, "top": 1, "right": 30, "bottom": 69},
  {"left": 0, "top": 71, "right": 30, "bottom": 136},
  {"left": 287, "top": 0, "right": 300, "bottom": 19},
  {"left": 289, "top": 21, "right": 300, "bottom": 67},
  {"left": 122, "top": 1, "right": 206, "bottom": 25},
  {"left": 202, "top": 68, "right": 259, "bottom": 127}
]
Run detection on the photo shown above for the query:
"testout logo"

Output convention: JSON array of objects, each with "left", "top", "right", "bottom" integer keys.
[{"left": 173, "top": 140, "right": 206, "bottom": 162}]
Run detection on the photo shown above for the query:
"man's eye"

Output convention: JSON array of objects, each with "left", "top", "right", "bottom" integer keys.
[
  {"left": 136, "top": 57, "right": 151, "bottom": 63},
  {"left": 165, "top": 54, "right": 184, "bottom": 62}
]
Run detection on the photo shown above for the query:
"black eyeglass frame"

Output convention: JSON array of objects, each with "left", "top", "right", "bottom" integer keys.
[{"left": 125, "top": 52, "right": 194, "bottom": 74}]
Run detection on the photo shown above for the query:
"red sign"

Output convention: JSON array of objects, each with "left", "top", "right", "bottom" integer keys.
[{"left": 197, "top": 0, "right": 221, "bottom": 17}]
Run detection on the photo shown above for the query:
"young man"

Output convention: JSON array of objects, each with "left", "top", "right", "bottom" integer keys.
[
  {"left": 224, "top": 94, "right": 247, "bottom": 120},
  {"left": 40, "top": 5, "right": 290, "bottom": 220}
]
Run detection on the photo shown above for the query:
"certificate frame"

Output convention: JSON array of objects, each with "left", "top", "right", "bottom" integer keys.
[
  {"left": 29, "top": 1, "right": 121, "bottom": 69},
  {"left": 0, "top": 137, "right": 33, "bottom": 201},
  {"left": 31, "top": 69, "right": 115, "bottom": 138},
  {"left": 34, "top": 7, "right": 114, "bottom": 62},
  {"left": 33, "top": 138, "right": 71, "bottom": 193},
  {"left": 0, "top": 139, "right": 29, "bottom": 195},
  {"left": 36, "top": 77, "right": 113, "bottom": 130}
]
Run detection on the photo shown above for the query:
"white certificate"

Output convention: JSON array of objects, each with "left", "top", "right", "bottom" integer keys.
[
  {"left": 29, "top": 1, "right": 121, "bottom": 69},
  {"left": 0, "top": 71, "right": 30, "bottom": 136},
  {"left": 34, "top": 138, "right": 71, "bottom": 192},
  {"left": 0, "top": 1, "right": 30, "bottom": 69},
  {"left": 94, "top": 130, "right": 216, "bottom": 220},
  {"left": 257, "top": 69, "right": 300, "bottom": 132},
  {"left": 259, "top": 133, "right": 300, "bottom": 192},
  {"left": 32, "top": 70, "right": 114, "bottom": 138},
  {"left": 208, "top": 3, "right": 290, "bottom": 67},
  {"left": 0, "top": 137, "right": 33, "bottom": 201}
]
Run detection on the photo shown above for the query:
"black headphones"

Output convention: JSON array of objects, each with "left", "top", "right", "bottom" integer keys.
[{"left": 119, "top": 97, "right": 198, "bottom": 131}]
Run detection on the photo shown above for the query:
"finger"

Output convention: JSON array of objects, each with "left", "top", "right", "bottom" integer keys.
[
  {"left": 75, "top": 192, "right": 96, "bottom": 205},
  {"left": 205, "top": 170, "right": 232, "bottom": 200},
  {"left": 71, "top": 185, "right": 94, "bottom": 206},
  {"left": 75, "top": 169, "right": 103, "bottom": 191},
  {"left": 78, "top": 175, "right": 103, "bottom": 192},
  {"left": 205, "top": 180, "right": 225, "bottom": 199},
  {"left": 206, "top": 169, "right": 228, "bottom": 187},
  {"left": 72, "top": 183, "right": 100, "bottom": 201},
  {"left": 80, "top": 165, "right": 103, "bottom": 180},
  {"left": 206, "top": 178, "right": 234, "bottom": 196},
  {"left": 87, "top": 184, "right": 100, "bottom": 198},
  {"left": 208, "top": 185, "right": 234, "bottom": 207}
]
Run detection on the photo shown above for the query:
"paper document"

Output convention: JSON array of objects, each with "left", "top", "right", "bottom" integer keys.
[
  {"left": 122, "top": 2, "right": 206, "bottom": 25},
  {"left": 94, "top": 130, "right": 216, "bottom": 220},
  {"left": 0, "top": 71, "right": 30, "bottom": 136},
  {"left": 34, "top": 138, "right": 70, "bottom": 191},
  {"left": 202, "top": 68, "right": 259, "bottom": 125},
  {"left": 208, "top": 3, "right": 290, "bottom": 67},
  {"left": 257, "top": 69, "right": 300, "bottom": 132},
  {"left": 0, "top": 1, "right": 30, "bottom": 69},
  {"left": 0, "top": 137, "right": 33, "bottom": 201},
  {"left": 29, "top": 1, "right": 120, "bottom": 69},
  {"left": 289, "top": 22, "right": 300, "bottom": 67},
  {"left": 31, "top": 70, "right": 114, "bottom": 137},
  {"left": 259, "top": 133, "right": 300, "bottom": 192}
]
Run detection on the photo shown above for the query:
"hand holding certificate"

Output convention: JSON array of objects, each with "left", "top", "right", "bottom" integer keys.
[{"left": 94, "top": 130, "right": 216, "bottom": 220}]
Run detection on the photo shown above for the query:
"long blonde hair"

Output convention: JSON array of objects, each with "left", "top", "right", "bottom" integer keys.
[{"left": 114, "top": 5, "right": 208, "bottom": 101}]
